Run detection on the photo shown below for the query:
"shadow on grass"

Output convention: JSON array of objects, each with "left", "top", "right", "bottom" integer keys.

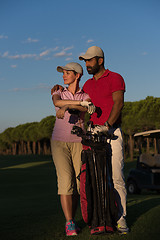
[{"left": 127, "top": 194, "right": 160, "bottom": 229}]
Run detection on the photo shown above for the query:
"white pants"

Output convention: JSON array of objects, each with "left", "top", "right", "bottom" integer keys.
[{"left": 108, "top": 127, "right": 127, "bottom": 220}]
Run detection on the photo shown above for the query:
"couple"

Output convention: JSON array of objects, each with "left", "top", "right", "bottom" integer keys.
[{"left": 50, "top": 46, "right": 129, "bottom": 236}]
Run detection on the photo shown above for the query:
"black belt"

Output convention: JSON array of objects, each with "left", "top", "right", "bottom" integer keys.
[{"left": 112, "top": 123, "right": 121, "bottom": 129}]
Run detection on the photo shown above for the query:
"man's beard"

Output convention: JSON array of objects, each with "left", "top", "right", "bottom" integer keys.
[{"left": 87, "top": 63, "right": 100, "bottom": 75}]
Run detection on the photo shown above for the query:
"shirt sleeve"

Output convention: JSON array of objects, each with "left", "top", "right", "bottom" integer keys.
[
  {"left": 111, "top": 73, "right": 126, "bottom": 93},
  {"left": 82, "top": 92, "right": 90, "bottom": 101},
  {"left": 51, "top": 89, "right": 62, "bottom": 97},
  {"left": 82, "top": 81, "right": 88, "bottom": 93}
]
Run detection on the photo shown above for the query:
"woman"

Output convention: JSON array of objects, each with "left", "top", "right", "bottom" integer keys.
[{"left": 51, "top": 62, "right": 95, "bottom": 236}]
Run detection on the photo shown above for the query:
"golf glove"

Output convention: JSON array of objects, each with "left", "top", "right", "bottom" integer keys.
[
  {"left": 90, "top": 125, "right": 109, "bottom": 134},
  {"left": 80, "top": 101, "right": 96, "bottom": 114}
]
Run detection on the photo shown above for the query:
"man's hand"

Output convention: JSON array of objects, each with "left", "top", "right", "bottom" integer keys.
[
  {"left": 51, "top": 84, "right": 64, "bottom": 95},
  {"left": 80, "top": 101, "right": 96, "bottom": 114},
  {"left": 89, "top": 125, "right": 109, "bottom": 134}
]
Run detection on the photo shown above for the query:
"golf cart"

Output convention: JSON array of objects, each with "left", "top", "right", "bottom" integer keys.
[{"left": 127, "top": 129, "right": 160, "bottom": 194}]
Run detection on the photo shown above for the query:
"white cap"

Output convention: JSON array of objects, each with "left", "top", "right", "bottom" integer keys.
[
  {"left": 57, "top": 62, "right": 83, "bottom": 75},
  {"left": 79, "top": 46, "right": 104, "bottom": 60}
]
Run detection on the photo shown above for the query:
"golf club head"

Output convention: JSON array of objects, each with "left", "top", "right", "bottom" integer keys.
[{"left": 71, "top": 126, "right": 85, "bottom": 137}]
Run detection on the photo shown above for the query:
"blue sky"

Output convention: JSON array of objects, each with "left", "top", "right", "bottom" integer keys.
[{"left": 0, "top": 0, "right": 160, "bottom": 133}]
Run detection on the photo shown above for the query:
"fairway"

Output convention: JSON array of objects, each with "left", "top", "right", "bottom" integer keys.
[{"left": 0, "top": 155, "right": 160, "bottom": 240}]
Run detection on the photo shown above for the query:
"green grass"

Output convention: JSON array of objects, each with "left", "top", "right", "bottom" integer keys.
[{"left": 0, "top": 155, "right": 160, "bottom": 240}]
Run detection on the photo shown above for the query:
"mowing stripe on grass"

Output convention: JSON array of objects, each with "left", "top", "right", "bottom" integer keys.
[{"left": 0, "top": 161, "right": 51, "bottom": 169}]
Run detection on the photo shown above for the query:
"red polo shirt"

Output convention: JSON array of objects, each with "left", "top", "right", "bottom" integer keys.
[{"left": 83, "top": 69, "right": 125, "bottom": 125}]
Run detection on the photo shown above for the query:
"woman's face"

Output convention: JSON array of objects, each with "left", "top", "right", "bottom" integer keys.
[{"left": 63, "top": 70, "right": 77, "bottom": 85}]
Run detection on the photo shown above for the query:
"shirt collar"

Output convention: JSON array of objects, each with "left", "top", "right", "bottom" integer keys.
[
  {"left": 63, "top": 87, "right": 83, "bottom": 94},
  {"left": 91, "top": 69, "right": 110, "bottom": 81}
]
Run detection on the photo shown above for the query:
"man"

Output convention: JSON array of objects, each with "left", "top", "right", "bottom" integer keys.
[{"left": 78, "top": 46, "right": 129, "bottom": 234}]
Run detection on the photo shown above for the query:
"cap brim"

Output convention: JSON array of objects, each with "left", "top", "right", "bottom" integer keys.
[
  {"left": 57, "top": 66, "right": 72, "bottom": 72},
  {"left": 79, "top": 56, "right": 85, "bottom": 60},
  {"left": 79, "top": 54, "right": 93, "bottom": 61},
  {"left": 57, "top": 66, "right": 63, "bottom": 72},
  {"left": 57, "top": 64, "right": 83, "bottom": 75}
]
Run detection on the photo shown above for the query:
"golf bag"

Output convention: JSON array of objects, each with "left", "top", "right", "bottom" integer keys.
[{"left": 72, "top": 125, "right": 119, "bottom": 234}]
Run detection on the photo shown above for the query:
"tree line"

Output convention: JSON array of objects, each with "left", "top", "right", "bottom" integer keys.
[
  {"left": 0, "top": 116, "right": 56, "bottom": 155},
  {"left": 0, "top": 96, "right": 160, "bottom": 159}
]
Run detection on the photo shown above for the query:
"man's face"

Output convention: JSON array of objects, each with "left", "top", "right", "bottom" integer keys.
[{"left": 85, "top": 57, "right": 100, "bottom": 75}]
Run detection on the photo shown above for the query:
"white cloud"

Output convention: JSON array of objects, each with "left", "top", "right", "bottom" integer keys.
[
  {"left": 0, "top": 46, "right": 73, "bottom": 61},
  {"left": 21, "top": 54, "right": 37, "bottom": 59},
  {"left": 53, "top": 46, "right": 59, "bottom": 51},
  {"left": 39, "top": 47, "right": 59, "bottom": 58},
  {"left": 8, "top": 83, "right": 51, "bottom": 92},
  {"left": 142, "top": 51, "right": 148, "bottom": 56},
  {"left": 39, "top": 49, "right": 50, "bottom": 57},
  {"left": 4, "top": 53, "right": 37, "bottom": 59},
  {"left": 87, "top": 39, "right": 94, "bottom": 43},
  {"left": 0, "top": 35, "right": 8, "bottom": 39},
  {"left": 1, "top": 50, "right": 52, "bottom": 60},
  {"left": 65, "top": 57, "right": 73, "bottom": 61},
  {"left": 3, "top": 51, "right": 9, "bottom": 57},
  {"left": 63, "top": 46, "right": 74, "bottom": 51},
  {"left": 35, "top": 83, "right": 51, "bottom": 90},
  {"left": 10, "top": 88, "right": 22, "bottom": 92},
  {"left": 54, "top": 46, "right": 73, "bottom": 57},
  {"left": 54, "top": 50, "right": 68, "bottom": 57},
  {"left": 11, "top": 65, "right": 17, "bottom": 68},
  {"left": 24, "top": 37, "right": 39, "bottom": 43}
]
